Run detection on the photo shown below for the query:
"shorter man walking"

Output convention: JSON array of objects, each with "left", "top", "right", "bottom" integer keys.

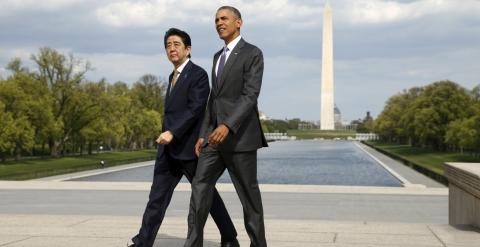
[{"left": 129, "top": 28, "right": 238, "bottom": 247}]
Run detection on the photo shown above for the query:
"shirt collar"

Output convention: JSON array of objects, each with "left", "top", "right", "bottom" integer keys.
[
  {"left": 175, "top": 58, "right": 190, "bottom": 74},
  {"left": 225, "top": 35, "right": 242, "bottom": 52}
]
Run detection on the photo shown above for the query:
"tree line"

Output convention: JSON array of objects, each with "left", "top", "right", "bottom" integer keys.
[
  {"left": 374, "top": 80, "right": 480, "bottom": 154},
  {"left": 0, "top": 47, "right": 166, "bottom": 161}
]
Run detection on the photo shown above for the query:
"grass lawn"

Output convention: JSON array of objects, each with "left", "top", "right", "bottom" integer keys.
[
  {"left": 366, "top": 142, "right": 480, "bottom": 176},
  {"left": 0, "top": 149, "right": 157, "bottom": 180},
  {"left": 287, "top": 129, "right": 356, "bottom": 139}
]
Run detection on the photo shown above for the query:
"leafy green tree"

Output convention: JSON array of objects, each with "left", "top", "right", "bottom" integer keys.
[
  {"left": 410, "top": 81, "right": 472, "bottom": 150},
  {"left": 106, "top": 82, "right": 132, "bottom": 149},
  {"left": 471, "top": 85, "right": 480, "bottom": 102},
  {"left": 64, "top": 81, "right": 108, "bottom": 154},
  {"left": 7, "top": 61, "right": 54, "bottom": 157},
  {"left": 445, "top": 118, "right": 478, "bottom": 153},
  {"left": 0, "top": 101, "right": 16, "bottom": 162},
  {"left": 124, "top": 109, "right": 162, "bottom": 149},
  {"left": 0, "top": 78, "right": 35, "bottom": 160},
  {"left": 130, "top": 74, "right": 166, "bottom": 113},
  {"left": 6, "top": 58, "right": 29, "bottom": 74},
  {"left": 31, "top": 47, "right": 91, "bottom": 157},
  {"left": 374, "top": 87, "right": 422, "bottom": 142}
]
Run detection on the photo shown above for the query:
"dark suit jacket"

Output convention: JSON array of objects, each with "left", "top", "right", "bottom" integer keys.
[
  {"left": 162, "top": 60, "right": 210, "bottom": 160},
  {"left": 200, "top": 38, "right": 268, "bottom": 152}
]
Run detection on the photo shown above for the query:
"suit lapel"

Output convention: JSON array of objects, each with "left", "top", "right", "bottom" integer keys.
[
  {"left": 165, "top": 72, "right": 173, "bottom": 104},
  {"left": 216, "top": 39, "right": 245, "bottom": 93},
  {"left": 212, "top": 50, "right": 222, "bottom": 94},
  {"left": 166, "top": 61, "right": 192, "bottom": 110}
]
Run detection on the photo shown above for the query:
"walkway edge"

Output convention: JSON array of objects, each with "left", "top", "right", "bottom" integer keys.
[
  {"left": 354, "top": 142, "right": 414, "bottom": 187},
  {"left": 0, "top": 181, "right": 447, "bottom": 195}
]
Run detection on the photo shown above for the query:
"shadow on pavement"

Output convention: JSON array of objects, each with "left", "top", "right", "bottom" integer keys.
[{"left": 154, "top": 235, "right": 219, "bottom": 247}]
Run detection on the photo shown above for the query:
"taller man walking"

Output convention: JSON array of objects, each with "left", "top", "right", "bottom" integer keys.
[
  {"left": 129, "top": 28, "right": 238, "bottom": 247},
  {"left": 184, "top": 6, "right": 268, "bottom": 247}
]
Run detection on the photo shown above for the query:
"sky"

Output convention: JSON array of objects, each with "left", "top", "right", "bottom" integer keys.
[{"left": 1, "top": 0, "right": 479, "bottom": 122}]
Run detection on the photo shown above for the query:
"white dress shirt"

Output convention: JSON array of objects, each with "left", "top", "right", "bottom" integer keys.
[
  {"left": 215, "top": 35, "right": 242, "bottom": 76},
  {"left": 174, "top": 58, "right": 190, "bottom": 79}
]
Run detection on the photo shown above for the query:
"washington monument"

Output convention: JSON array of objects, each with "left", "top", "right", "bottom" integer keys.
[{"left": 321, "top": 0, "right": 335, "bottom": 130}]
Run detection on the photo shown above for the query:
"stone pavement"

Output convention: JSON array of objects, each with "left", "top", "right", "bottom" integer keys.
[
  {"left": 0, "top": 214, "right": 479, "bottom": 247},
  {"left": 0, "top": 180, "right": 478, "bottom": 246},
  {"left": 1, "top": 142, "right": 479, "bottom": 246}
]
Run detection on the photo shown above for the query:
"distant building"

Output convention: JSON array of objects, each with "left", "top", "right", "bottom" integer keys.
[
  {"left": 354, "top": 133, "right": 379, "bottom": 141},
  {"left": 334, "top": 104, "right": 342, "bottom": 129},
  {"left": 298, "top": 122, "right": 315, "bottom": 130}
]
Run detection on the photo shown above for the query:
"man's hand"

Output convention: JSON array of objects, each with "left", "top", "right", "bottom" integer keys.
[
  {"left": 195, "top": 138, "right": 205, "bottom": 157},
  {"left": 208, "top": 124, "right": 229, "bottom": 145},
  {"left": 156, "top": 131, "right": 174, "bottom": 145}
]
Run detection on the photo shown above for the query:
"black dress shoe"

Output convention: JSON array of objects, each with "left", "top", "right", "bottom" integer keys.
[{"left": 221, "top": 238, "right": 240, "bottom": 247}]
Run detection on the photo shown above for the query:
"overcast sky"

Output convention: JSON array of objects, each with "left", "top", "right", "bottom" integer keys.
[{"left": 1, "top": 0, "right": 479, "bottom": 121}]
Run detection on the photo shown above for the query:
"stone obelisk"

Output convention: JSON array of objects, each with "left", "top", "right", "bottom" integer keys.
[{"left": 320, "top": 0, "right": 335, "bottom": 130}]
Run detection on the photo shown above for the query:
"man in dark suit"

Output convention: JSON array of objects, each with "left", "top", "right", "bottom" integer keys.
[
  {"left": 129, "top": 28, "right": 238, "bottom": 247},
  {"left": 184, "top": 6, "right": 268, "bottom": 247}
]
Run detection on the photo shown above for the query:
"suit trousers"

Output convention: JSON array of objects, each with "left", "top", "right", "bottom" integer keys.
[
  {"left": 184, "top": 144, "right": 267, "bottom": 247},
  {"left": 132, "top": 145, "right": 237, "bottom": 247}
]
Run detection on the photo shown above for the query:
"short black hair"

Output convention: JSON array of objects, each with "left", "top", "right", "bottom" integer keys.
[
  {"left": 217, "top": 6, "right": 242, "bottom": 19},
  {"left": 164, "top": 28, "right": 192, "bottom": 57}
]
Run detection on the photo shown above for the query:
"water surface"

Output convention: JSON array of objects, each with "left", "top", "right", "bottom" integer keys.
[{"left": 73, "top": 140, "right": 402, "bottom": 187}]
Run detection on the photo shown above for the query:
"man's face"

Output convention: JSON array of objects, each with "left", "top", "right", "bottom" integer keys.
[
  {"left": 166, "top": 35, "right": 190, "bottom": 66},
  {"left": 215, "top": 9, "right": 242, "bottom": 42}
]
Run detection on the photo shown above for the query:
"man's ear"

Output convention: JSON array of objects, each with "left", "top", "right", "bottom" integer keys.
[{"left": 236, "top": 18, "right": 243, "bottom": 29}]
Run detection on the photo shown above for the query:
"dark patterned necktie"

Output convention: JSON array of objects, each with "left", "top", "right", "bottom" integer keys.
[{"left": 216, "top": 47, "right": 229, "bottom": 86}]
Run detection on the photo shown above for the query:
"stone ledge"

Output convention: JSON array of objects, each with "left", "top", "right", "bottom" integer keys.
[
  {"left": 444, "top": 162, "right": 480, "bottom": 228},
  {"left": 444, "top": 163, "right": 480, "bottom": 199}
]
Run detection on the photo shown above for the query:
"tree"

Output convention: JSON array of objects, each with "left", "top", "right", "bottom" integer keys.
[
  {"left": 0, "top": 78, "right": 35, "bottom": 160},
  {"left": 64, "top": 81, "right": 106, "bottom": 154},
  {"left": 130, "top": 74, "right": 167, "bottom": 113},
  {"left": 6, "top": 61, "right": 54, "bottom": 157},
  {"left": 374, "top": 87, "right": 422, "bottom": 143},
  {"left": 0, "top": 101, "right": 16, "bottom": 162},
  {"left": 410, "top": 81, "right": 472, "bottom": 150},
  {"left": 6, "top": 58, "right": 29, "bottom": 74},
  {"left": 445, "top": 118, "right": 478, "bottom": 153},
  {"left": 471, "top": 84, "right": 480, "bottom": 102},
  {"left": 124, "top": 109, "right": 162, "bottom": 150},
  {"left": 31, "top": 47, "right": 91, "bottom": 157}
]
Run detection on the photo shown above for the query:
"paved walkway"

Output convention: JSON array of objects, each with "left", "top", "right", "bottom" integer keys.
[
  {"left": 1, "top": 214, "right": 479, "bottom": 247},
  {"left": 0, "top": 180, "right": 467, "bottom": 247},
  {"left": 1, "top": 142, "right": 478, "bottom": 246},
  {"left": 357, "top": 143, "right": 445, "bottom": 188}
]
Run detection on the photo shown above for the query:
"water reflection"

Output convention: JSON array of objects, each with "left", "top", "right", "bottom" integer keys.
[
  {"left": 72, "top": 140, "right": 402, "bottom": 187},
  {"left": 217, "top": 140, "right": 402, "bottom": 187}
]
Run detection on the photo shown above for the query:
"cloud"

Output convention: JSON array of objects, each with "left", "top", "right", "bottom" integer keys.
[
  {"left": 339, "top": 0, "right": 480, "bottom": 25},
  {"left": 95, "top": 0, "right": 321, "bottom": 29},
  {"left": 0, "top": 47, "right": 37, "bottom": 74},
  {"left": 94, "top": 0, "right": 480, "bottom": 30},
  {"left": 0, "top": 0, "right": 82, "bottom": 15},
  {"left": 1, "top": 0, "right": 480, "bottom": 121},
  {"left": 77, "top": 52, "right": 169, "bottom": 83},
  {"left": 96, "top": 1, "right": 168, "bottom": 28}
]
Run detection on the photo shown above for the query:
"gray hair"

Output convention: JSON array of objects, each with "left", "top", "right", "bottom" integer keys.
[{"left": 217, "top": 6, "right": 242, "bottom": 19}]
